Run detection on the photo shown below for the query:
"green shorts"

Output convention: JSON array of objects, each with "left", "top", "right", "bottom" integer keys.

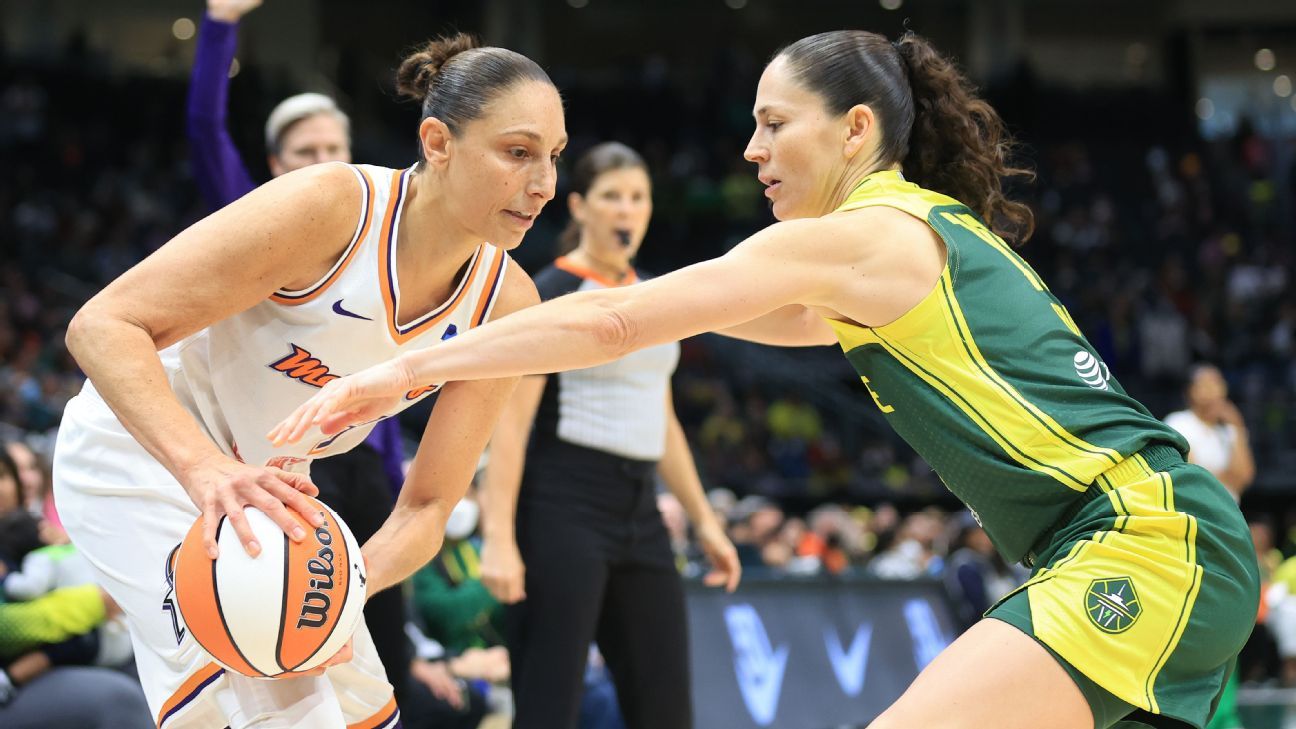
[{"left": 988, "top": 445, "right": 1260, "bottom": 729}]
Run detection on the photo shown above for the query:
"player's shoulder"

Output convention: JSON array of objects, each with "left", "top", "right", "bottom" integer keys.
[
  {"left": 260, "top": 162, "right": 366, "bottom": 217},
  {"left": 488, "top": 256, "right": 541, "bottom": 319}
]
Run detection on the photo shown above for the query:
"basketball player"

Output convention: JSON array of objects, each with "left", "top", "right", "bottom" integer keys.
[
  {"left": 186, "top": 5, "right": 482, "bottom": 723},
  {"left": 275, "top": 31, "right": 1260, "bottom": 729},
  {"left": 479, "top": 142, "right": 740, "bottom": 729},
  {"left": 54, "top": 34, "right": 565, "bottom": 729}
]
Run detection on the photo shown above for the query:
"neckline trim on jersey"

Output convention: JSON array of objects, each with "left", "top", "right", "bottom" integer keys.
[
  {"left": 270, "top": 165, "right": 376, "bottom": 306},
  {"left": 378, "top": 166, "right": 489, "bottom": 344},
  {"left": 553, "top": 255, "right": 639, "bottom": 287}
]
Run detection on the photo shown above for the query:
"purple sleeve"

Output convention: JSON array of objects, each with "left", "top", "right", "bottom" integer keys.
[
  {"left": 187, "top": 14, "right": 257, "bottom": 209},
  {"left": 364, "top": 420, "right": 407, "bottom": 495}
]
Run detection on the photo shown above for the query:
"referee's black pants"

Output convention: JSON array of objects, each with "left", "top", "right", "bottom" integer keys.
[{"left": 508, "top": 440, "right": 692, "bottom": 729}]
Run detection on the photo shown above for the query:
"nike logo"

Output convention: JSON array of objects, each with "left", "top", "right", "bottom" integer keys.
[
  {"left": 724, "top": 604, "right": 787, "bottom": 726},
  {"left": 332, "top": 299, "right": 372, "bottom": 321},
  {"left": 825, "top": 623, "right": 872, "bottom": 697}
]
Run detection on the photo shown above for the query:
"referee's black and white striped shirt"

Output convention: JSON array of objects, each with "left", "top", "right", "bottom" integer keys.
[{"left": 529, "top": 257, "right": 680, "bottom": 462}]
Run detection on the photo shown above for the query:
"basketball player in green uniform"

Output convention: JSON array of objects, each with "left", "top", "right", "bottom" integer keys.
[{"left": 272, "top": 30, "right": 1259, "bottom": 729}]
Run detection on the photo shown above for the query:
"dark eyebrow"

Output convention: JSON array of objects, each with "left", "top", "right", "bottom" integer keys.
[{"left": 501, "top": 128, "right": 569, "bottom": 148}]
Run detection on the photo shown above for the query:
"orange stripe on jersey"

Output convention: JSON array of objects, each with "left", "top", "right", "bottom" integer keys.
[
  {"left": 347, "top": 695, "right": 399, "bottom": 729},
  {"left": 378, "top": 169, "right": 411, "bottom": 342},
  {"left": 271, "top": 166, "right": 377, "bottom": 306},
  {"left": 156, "top": 662, "right": 224, "bottom": 727},
  {"left": 553, "top": 255, "right": 638, "bottom": 288},
  {"left": 388, "top": 246, "right": 485, "bottom": 343},
  {"left": 470, "top": 250, "right": 507, "bottom": 327},
  {"left": 380, "top": 183, "right": 488, "bottom": 346}
]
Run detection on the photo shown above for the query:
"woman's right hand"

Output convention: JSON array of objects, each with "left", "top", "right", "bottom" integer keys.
[
  {"left": 181, "top": 454, "right": 324, "bottom": 559},
  {"left": 480, "top": 537, "right": 527, "bottom": 604}
]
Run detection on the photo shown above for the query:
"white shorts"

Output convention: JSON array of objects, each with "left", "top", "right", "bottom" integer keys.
[{"left": 52, "top": 388, "right": 399, "bottom": 729}]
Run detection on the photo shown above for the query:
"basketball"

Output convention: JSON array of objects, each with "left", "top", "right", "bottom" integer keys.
[{"left": 172, "top": 496, "right": 366, "bottom": 678}]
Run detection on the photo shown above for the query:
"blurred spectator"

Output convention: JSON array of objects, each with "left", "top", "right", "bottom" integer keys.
[
  {"left": 413, "top": 496, "right": 506, "bottom": 654},
  {"left": 0, "top": 583, "right": 151, "bottom": 727},
  {"left": 869, "top": 511, "right": 943, "bottom": 580},
  {"left": 943, "top": 515, "right": 1027, "bottom": 628},
  {"left": 1164, "top": 364, "right": 1256, "bottom": 501}
]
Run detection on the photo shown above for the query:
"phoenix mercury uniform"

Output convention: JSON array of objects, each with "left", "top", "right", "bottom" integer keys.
[
  {"left": 53, "top": 163, "right": 509, "bottom": 729},
  {"left": 825, "top": 170, "right": 1258, "bottom": 729}
]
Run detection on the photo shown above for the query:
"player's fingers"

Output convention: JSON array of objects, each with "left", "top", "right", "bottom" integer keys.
[
  {"left": 201, "top": 498, "right": 222, "bottom": 559},
  {"left": 311, "top": 382, "right": 350, "bottom": 426},
  {"left": 267, "top": 403, "right": 307, "bottom": 445},
  {"left": 221, "top": 500, "right": 261, "bottom": 558},
  {"left": 317, "top": 407, "right": 362, "bottom": 436},
  {"left": 261, "top": 474, "right": 325, "bottom": 530},
  {"left": 286, "top": 397, "right": 328, "bottom": 445},
  {"left": 274, "top": 469, "right": 322, "bottom": 500},
  {"left": 246, "top": 488, "right": 307, "bottom": 543}
]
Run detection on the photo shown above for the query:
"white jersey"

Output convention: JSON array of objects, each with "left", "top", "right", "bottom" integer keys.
[{"left": 126, "top": 163, "right": 508, "bottom": 471}]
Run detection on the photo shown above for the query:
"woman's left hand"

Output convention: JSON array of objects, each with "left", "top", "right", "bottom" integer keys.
[
  {"left": 267, "top": 358, "right": 417, "bottom": 446},
  {"left": 696, "top": 519, "right": 742, "bottom": 593}
]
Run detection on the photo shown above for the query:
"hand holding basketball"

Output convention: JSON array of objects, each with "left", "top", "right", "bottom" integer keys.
[
  {"left": 266, "top": 357, "right": 416, "bottom": 447},
  {"left": 174, "top": 496, "right": 367, "bottom": 678},
  {"left": 181, "top": 453, "right": 324, "bottom": 559}
]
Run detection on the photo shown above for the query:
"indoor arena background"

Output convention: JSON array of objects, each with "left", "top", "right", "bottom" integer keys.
[{"left": 1, "top": 1, "right": 1295, "bottom": 727}]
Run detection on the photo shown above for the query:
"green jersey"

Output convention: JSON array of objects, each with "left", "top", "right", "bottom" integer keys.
[{"left": 825, "top": 170, "right": 1187, "bottom": 562}]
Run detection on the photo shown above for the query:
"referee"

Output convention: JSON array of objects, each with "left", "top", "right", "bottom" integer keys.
[{"left": 479, "top": 142, "right": 741, "bottom": 729}]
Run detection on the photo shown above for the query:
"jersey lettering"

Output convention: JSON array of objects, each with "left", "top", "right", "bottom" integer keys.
[
  {"left": 861, "top": 375, "right": 895, "bottom": 414},
  {"left": 269, "top": 344, "right": 339, "bottom": 388}
]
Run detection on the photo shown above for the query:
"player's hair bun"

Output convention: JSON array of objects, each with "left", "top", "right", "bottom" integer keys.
[{"left": 396, "top": 32, "right": 481, "bottom": 102}]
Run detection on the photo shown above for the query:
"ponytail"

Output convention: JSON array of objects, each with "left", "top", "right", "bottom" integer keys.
[{"left": 894, "top": 34, "right": 1034, "bottom": 243}]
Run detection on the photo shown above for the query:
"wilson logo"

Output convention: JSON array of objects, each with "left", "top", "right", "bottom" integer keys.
[
  {"left": 1073, "top": 350, "right": 1111, "bottom": 391},
  {"left": 297, "top": 515, "right": 337, "bottom": 629},
  {"left": 270, "top": 345, "right": 339, "bottom": 388}
]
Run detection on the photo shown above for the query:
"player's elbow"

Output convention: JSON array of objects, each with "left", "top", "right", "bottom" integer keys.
[
  {"left": 588, "top": 303, "right": 640, "bottom": 360},
  {"left": 64, "top": 305, "right": 101, "bottom": 364}
]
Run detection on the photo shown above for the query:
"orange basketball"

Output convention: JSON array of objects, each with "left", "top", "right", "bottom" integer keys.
[{"left": 173, "top": 496, "right": 366, "bottom": 678}]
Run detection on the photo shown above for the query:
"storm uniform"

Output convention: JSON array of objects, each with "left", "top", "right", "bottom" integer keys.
[{"left": 825, "top": 170, "right": 1258, "bottom": 728}]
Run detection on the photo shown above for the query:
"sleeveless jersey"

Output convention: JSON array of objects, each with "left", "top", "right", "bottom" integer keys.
[
  {"left": 824, "top": 170, "right": 1187, "bottom": 562},
  {"left": 160, "top": 163, "right": 510, "bottom": 471}
]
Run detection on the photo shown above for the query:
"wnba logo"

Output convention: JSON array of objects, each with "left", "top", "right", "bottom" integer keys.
[
  {"left": 1072, "top": 351, "right": 1111, "bottom": 391},
  {"left": 298, "top": 516, "right": 337, "bottom": 629}
]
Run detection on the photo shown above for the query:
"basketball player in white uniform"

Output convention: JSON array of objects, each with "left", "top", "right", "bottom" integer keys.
[{"left": 52, "top": 35, "right": 566, "bottom": 729}]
